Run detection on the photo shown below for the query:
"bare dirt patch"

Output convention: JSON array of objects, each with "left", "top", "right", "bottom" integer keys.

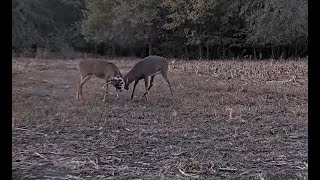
[{"left": 12, "top": 58, "right": 308, "bottom": 179}]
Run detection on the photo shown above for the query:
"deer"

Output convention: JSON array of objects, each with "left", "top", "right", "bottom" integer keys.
[
  {"left": 123, "top": 55, "right": 173, "bottom": 100},
  {"left": 76, "top": 59, "right": 125, "bottom": 101}
]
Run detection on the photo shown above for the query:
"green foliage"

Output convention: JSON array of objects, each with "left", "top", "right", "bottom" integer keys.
[
  {"left": 162, "top": 0, "right": 217, "bottom": 45},
  {"left": 12, "top": 0, "right": 308, "bottom": 59},
  {"left": 12, "top": 0, "right": 86, "bottom": 56},
  {"left": 81, "top": 0, "right": 164, "bottom": 55},
  {"left": 242, "top": 0, "right": 308, "bottom": 47}
]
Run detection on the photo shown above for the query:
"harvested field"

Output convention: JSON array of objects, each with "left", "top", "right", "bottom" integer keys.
[{"left": 12, "top": 57, "right": 308, "bottom": 179}]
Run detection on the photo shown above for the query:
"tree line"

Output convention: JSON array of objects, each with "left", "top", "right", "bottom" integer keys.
[{"left": 12, "top": 0, "right": 308, "bottom": 59}]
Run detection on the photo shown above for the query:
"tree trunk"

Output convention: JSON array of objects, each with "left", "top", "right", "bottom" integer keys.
[
  {"left": 277, "top": 46, "right": 281, "bottom": 59},
  {"left": 227, "top": 48, "right": 233, "bottom": 58},
  {"left": 111, "top": 43, "right": 116, "bottom": 58},
  {"left": 271, "top": 46, "right": 274, "bottom": 59},
  {"left": 141, "top": 44, "right": 146, "bottom": 57},
  {"left": 94, "top": 43, "right": 98, "bottom": 58},
  {"left": 295, "top": 42, "right": 298, "bottom": 58},
  {"left": 219, "top": 36, "right": 223, "bottom": 58},
  {"left": 129, "top": 47, "right": 135, "bottom": 57},
  {"left": 288, "top": 46, "right": 291, "bottom": 59},
  {"left": 222, "top": 46, "right": 226, "bottom": 58},
  {"left": 253, "top": 47, "right": 256, "bottom": 59},
  {"left": 239, "top": 49, "right": 246, "bottom": 59},
  {"left": 184, "top": 44, "right": 189, "bottom": 59},
  {"left": 259, "top": 48, "right": 262, "bottom": 59},
  {"left": 282, "top": 46, "right": 286, "bottom": 59},
  {"left": 199, "top": 44, "right": 203, "bottom": 60},
  {"left": 148, "top": 41, "right": 152, "bottom": 56},
  {"left": 206, "top": 44, "right": 209, "bottom": 60}
]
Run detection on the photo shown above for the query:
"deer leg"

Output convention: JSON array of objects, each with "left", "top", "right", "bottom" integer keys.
[
  {"left": 131, "top": 80, "right": 139, "bottom": 100},
  {"left": 115, "top": 88, "right": 120, "bottom": 99},
  {"left": 161, "top": 73, "right": 173, "bottom": 96},
  {"left": 103, "top": 83, "right": 110, "bottom": 102},
  {"left": 148, "top": 75, "right": 155, "bottom": 91},
  {"left": 140, "top": 76, "right": 150, "bottom": 99},
  {"left": 77, "top": 75, "right": 93, "bottom": 100},
  {"left": 103, "top": 82, "right": 115, "bottom": 102},
  {"left": 79, "top": 75, "right": 93, "bottom": 99},
  {"left": 76, "top": 82, "right": 80, "bottom": 100},
  {"left": 105, "top": 83, "right": 114, "bottom": 95},
  {"left": 76, "top": 76, "right": 82, "bottom": 100},
  {"left": 142, "top": 75, "right": 154, "bottom": 98},
  {"left": 76, "top": 76, "right": 83, "bottom": 100}
]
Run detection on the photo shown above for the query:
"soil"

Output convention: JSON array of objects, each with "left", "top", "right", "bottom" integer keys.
[{"left": 12, "top": 58, "right": 308, "bottom": 179}]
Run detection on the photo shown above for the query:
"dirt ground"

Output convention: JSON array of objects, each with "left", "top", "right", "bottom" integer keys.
[{"left": 12, "top": 57, "right": 308, "bottom": 180}]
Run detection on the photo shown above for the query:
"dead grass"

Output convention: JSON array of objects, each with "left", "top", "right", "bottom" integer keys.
[{"left": 12, "top": 57, "right": 308, "bottom": 179}]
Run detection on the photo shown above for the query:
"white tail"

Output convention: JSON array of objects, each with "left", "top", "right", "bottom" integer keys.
[
  {"left": 76, "top": 59, "right": 124, "bottom": 101},
  {"left": 123, "top": 55, "right": 173, "bottom": 100}
]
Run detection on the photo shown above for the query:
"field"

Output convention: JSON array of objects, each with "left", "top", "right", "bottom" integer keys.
[{"left": 12, "top": 57, "right": 308, "bottom": 179}]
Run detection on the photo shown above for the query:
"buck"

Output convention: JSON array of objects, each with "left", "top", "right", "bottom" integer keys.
[
  {"left": 123, "top": 55, "right": 173, "bottom": 100},
  {"left": 76, "top": 59, "right": 124, "bottom": 101}
]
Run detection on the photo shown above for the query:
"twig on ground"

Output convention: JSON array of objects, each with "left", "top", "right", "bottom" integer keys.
[
  {"left": 239, "top": 170, "right": 250, "bottom": 175},
  {"left": 87, "top": 157, "right": 100, "bottom": 169},
  {"left": 218, "top": 167, "right": 238, "bottom": 172},
  {"left": 178, "top": 168, "right": 199, "bottom": 178},
  {"left": 34, "top": 152, "right": 49, "bottom": 161}
]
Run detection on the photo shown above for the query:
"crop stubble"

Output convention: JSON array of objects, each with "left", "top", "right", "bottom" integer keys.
[{"left": 12, "top": 58, "right": 308, "bottom": 179}]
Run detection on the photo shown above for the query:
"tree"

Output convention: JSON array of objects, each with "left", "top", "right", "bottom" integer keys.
[
  {"left": 82, "top": 0, "right": 164, "bottom": 56},
  {"left": 241, "top": 0, "right": 308, "bottom": 58},
  {"left": 12, "top": 0, "right": 87, "bottom": 56},
  {"left": 162, "top": 0, "right": 219, "bottom": 59},
  {"left": 12, "top": 0, "right": 308, "bottom": 59}
]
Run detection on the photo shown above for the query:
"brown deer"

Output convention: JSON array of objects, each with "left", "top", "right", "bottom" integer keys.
[
  {"left": 123, "top": 55, "right": 173, "bottom": 100},
  {"left": 76, "top": 59, "right": 124, "bottom": 101}
]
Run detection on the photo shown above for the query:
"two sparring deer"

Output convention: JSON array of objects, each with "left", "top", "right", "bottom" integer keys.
[{"left": 76, "top": 55, "right": 173, "bottom": 101}]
